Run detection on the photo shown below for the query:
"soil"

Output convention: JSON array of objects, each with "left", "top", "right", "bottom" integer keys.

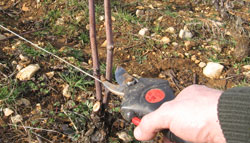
[{"left": 0, "top": 0, "right": 249, "bottom": 143}]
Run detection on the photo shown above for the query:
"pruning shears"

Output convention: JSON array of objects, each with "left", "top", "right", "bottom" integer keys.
[
  {"left": 103, "top": 66, "right": 188, "bottom": 143},
  {"left": 0, "top": 25, "right": 188, "bottom": 143}
]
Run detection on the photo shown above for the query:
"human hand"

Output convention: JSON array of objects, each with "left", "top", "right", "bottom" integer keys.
[{"left": 134, "top": 85, "right": 226, "bottom": 143}]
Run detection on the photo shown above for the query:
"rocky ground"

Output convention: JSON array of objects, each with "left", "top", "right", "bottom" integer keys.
[{"left": 0, "top": 0, "right": 250, "bottom": 143}]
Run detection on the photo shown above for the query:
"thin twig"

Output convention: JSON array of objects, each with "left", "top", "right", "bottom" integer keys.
[
  {"left": 31, "top": 131, "right": 54, "bottom": 143},
  {"left": 0, "top": 71, "right": 8, "bottom": 78},
  {"left": 62, "top": 105, "right": 79, "bottom": 133},
  {"left": 8, "top": 124, "right": 64, "bottom": 135}
]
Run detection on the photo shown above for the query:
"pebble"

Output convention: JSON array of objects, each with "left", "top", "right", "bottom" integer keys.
[
  {"left": 199, "top": 62, "right": 206, "bottom": 68},
  {"left": 136, "top": 9, "right": 144, "bottom": 17},
  {"left": 195, "top": 60, "right": 200, "bottom": 64},
  {"left": 16, "top": 64, "right": 23, "bottom": 71},
  {"left": 76, "top": 15, "right": 84, "bottom": 23},
  {"left": 101, "top": 40, "right": 107, "bottom": 47},
  {"left": 12, "top": 41, "right": 21, "bottom": 50},
  {"left": 86, "top": 24, "right": 90, "bottom": 30},
  {"left": 155, "top": 16, "right": 163, "bottom": 24},
  {"left": 179, "top": 26, "right": 193, "bottom": 39},
  {"left": 184, "top": 41, "right": 195, "bottom": 50},
  {"left": 3, "top": 108, "right": 14, "bottom": 117},
  {"left": 165, "top": 27, "right": 175, "bottom": 34},
  {"left": 111, "top": 16, "right": 116, "bottom": 21},
  {"left": 11, "top": 114, "right": 23, "bottom": 124},
  {"left": 243, "top": 71, "right": 250, "bottom": 78},
  {"left": 99, "top": 15, "right": 105, "bottom": 21},
  {"left": 19, "top": 54, "right": 29, "bottom": 62},
  {"left": 36, "top": 103, "right": 41, "bottom": 111},
  {"left": 243, "top": 65, "right": 250, "bottom": 70},
  {"left": 46, "top": 71, "right": 55, "bottom": 79},
  {"left": 12, "top": 61, "right": 17, "bottom": 65},
  {"left": 160, "top": 37, "right": 171, "bottom": 44},
  {"left": 116, "top": 131, "right": 133, "bottom": 142},
  {"left": 172, "top": 42, "right": 178, "bottom": 46},
  {"left": 56, "top": 17, "right": 65, "bottom": 25},
  {"left": 203, "top": 62, "right": 224, "bottom": 79},
  {"left": 138, "top": 28, "right": 149, "bottom": 36},
  {"left": 16, "top": 64, "right": 40, "bottom": 80},
  {"left": 205, "top": 45, "right": 222, "bottom": 52},
  {"left": 191, "top": 55, "right": 197, "bottom": 61},
  {"left": 63, "top": 84, "right": 71, "bottom": 98}
]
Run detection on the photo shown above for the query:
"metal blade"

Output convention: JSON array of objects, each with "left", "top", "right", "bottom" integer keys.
[{"left": 115, "top": 66, "right": 136, "bottom": 87}]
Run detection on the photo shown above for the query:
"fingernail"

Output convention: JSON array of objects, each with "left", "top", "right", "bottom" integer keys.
[{"left": 134, "top": 127, "right": 142, "bottom": 138}]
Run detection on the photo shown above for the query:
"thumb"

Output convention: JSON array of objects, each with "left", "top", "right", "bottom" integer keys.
[{"left": 134, "top": 103, "right": 172, "bottom": 141}]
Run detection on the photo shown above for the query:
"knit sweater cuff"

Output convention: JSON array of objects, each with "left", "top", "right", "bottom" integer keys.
[{"left": 218, "top": 87, "right": 250, "bottom": 143}]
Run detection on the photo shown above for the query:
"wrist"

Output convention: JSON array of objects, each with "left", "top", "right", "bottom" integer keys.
[{"left": 207, "top": 90, "right": 226, "bottom": 143}]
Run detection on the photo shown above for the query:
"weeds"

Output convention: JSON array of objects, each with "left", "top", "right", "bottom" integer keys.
[
  {"left": 164, "top": 5, "right": 178, "bottom": 18},
  {"left": 0, "top": 80, "right": 27, "bottom": 104},
  {"left": 59, "top": 68, "right": 94, "bottom": 93}
]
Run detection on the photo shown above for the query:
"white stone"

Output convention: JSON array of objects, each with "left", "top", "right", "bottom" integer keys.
[
  {"left": 99, "top": 15, "right": 105, "bottom": 21},
  {"left": 199, "top": 62, "right": 206, "bottom": 68},
  {"left": 156, "top": 16, "right": 163, "bottom": 22},
  {"left": 56, "top": 18, "right": 64, "bottom": 25},
  {"left": 63, "top": 84, "right": 71, "bottom": 98},
  {"left": 3, "top": 108, "right": 14, "bottom": 116},
  {"left": 86, "top": 24, "right": 90, "bottom": 30},
  {"left": 76, "top": 15, "right": 84, "bottom": 23},
  {"left": 101, "top": 40, "right": 107, "bottom": 48},
  {"left": 243, "top": 65, "right": 250, "bottom": 70},
  {"left": 195, "top": 60, "right": 200, "bottom": 64},
  {"left": 111, "top": 16, "right": 116, "bottom": 21},
  {"left": 203, "top": 62, "right": 224, "bottom": 79},
  {"left": 16, "top": 64, "right": 40, "bottom": 80},
  {"left": 46, "top": 71, "right": 55, "bottom": 79},
  {"left": 12, "top": 61, "right": 17, "bottom": 65},
  {"left": 165, "top": 27, "right": 175, "bottom": 34},
  {"left": 172, "top": 42, "right": 178, "bottom": 46},
  {"left": 19, "top": 54, "right": 29, "bottom": 61},
  {"left": 138, "top": 28, "right": 149, "bottom": 36},
  {"left": 12, "top": 41, "right": 21, "bottom": 50},
  {"left": 206, "top": 45, "right": 222, "bottom": 52},
  {"left": 191, "top": 55, "right": 197, "bottom": 61},
  {"left": 243, "top": 71, "right": 250, "bottom": 78},
  {"left": 11, "top": 114, "right": 23, "bottom": 124},
  {"left": 160, "top": 37, "right": 171, "bottom": 44},
  {"left": 16, "top": 64, "right": 23, "bottom": 71},
  {"left": 179, "top": 27, "right": 193, "bottom": 39},
  {"left": 116, "top": 132, "right": 133, "bottom": 142},
  {"left": 136, "top": 9, "right": 144, "bottom": 17}
]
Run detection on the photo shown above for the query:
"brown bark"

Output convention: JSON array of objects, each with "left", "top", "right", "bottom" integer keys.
[
  {"left": 88, "top": 0, "right": 102, "bottom": 101},
  {"left": 103, "top": 0, "right": 114, "bottom": 104}
]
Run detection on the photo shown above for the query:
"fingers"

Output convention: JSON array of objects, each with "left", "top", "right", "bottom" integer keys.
[{"left": 134, "top": 103, "right": 172, "bottom": 141}]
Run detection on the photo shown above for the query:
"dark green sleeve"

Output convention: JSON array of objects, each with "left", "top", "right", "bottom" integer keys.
[{"left": 218, "top": 87, "right": 250, "bottom": 143}]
